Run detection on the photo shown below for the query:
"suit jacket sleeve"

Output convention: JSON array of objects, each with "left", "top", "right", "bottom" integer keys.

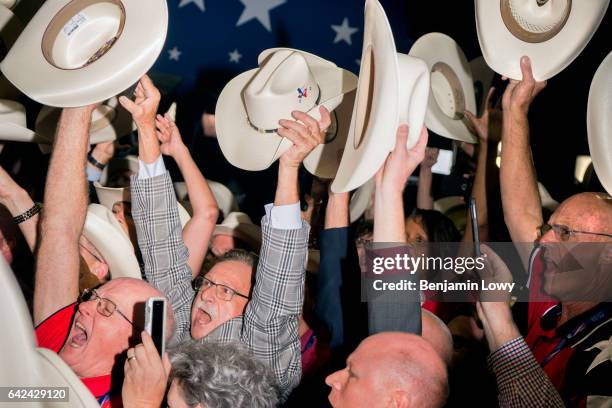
[
  {"left": 242, "top": 214, "right": 310, "bottom": 402},
  {"left": 131, "top": 172, "right": 193, "bottom": 344}
]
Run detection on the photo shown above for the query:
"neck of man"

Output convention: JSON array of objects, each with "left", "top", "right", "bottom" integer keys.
[{"left": 558, "top": 301, "right": 599, "bottom": 326}]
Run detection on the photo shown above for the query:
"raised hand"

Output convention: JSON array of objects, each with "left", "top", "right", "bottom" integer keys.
[
  {"left": 421, "top": 147, "right": 440, "bottom": 170},
  {"left": 375, "top": 124, "right": 429, "bottom": 193},
  {"left": 155, "top": 113, "right": 188, "bottom": 158},
  {"left": 501, "top": 56, "right": 547, "bottom": 117},
  {"left": 119, "top": 75, "right": 161, "bottom": 130},
  {"left": 277, "top": 106, "right": 331, "bottom": 169},
  {"left": 122, "top": 331, "right": 171, "bottom": 408},
  {"left": 465, "top": 86, "right": 502, "bottom": 143}
]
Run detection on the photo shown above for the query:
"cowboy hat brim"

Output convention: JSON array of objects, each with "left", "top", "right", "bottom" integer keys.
[
  {"left": 587, "top": 51, "right": 612, "bottom": 196},
  {"left": 475, "top": 0, "right": 609, "bottom": 81},
  {"left": 0, "top": 0, "right": 168, "bottom": 107}
]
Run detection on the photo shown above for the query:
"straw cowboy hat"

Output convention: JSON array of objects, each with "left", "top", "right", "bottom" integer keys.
[
  {"left": 475, "top": 0, "right": 609, "bottom": 81},
  {"left": 331, "top": 0, "right": 430, "bottom": 193},
  {"left": 94, "top": 183, "right": 191, "bottom": 228},
  {"left": 0, "top": 5, "right": 23, "bottom": 99},
  {"left": 587, "top": 51, "right": 612, "bottom": 196},
  {"left": 212, "top": 212, "right": 262, "bottom": 252},
  {"left": 0, "top": 99, "right": 48, "bottom": 142},
  {"left": 83, "top": 203, "right": 141, "bottom": 280},
  {"left": 0, "top": 0, "right": 168, "bottom": 107},
  {"left": 0, "top": 257, "right": 99, "bottom": 407},
  {"left": 409, "top": 33, "right": 477, "bottom": 145},
  {"left": 36, "top": 97, "right": 136, "bottom": 145},
  {"left": 215, "top": 47, "right": 357, "bottom": 176},
  {"left": 173, "top": 180, "right": 239, "bottom": 220},
  {"left": 470, "top": 56, "right": 495, "bottom": 117}
]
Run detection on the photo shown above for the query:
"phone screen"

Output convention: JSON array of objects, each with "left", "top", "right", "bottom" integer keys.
[{"left": 145, "top": 298, "right": 166, "bottom": 356}]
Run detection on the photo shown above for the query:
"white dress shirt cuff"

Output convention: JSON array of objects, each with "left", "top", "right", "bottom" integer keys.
[
  {"left": 138, "top": 155, "right": 166, "bottom": 179},
  {"left": 264, "top": 202, "right": 302, "bottom": 229}
]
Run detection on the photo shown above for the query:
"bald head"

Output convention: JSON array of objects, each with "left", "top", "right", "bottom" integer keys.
[
  {"left": 552, "top": 192, "right": 612, "bottom": 235},
  {"left": 421, "top": 310, "right": 453, "bottom": 366}
]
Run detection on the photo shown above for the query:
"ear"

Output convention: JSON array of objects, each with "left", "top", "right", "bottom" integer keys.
[{"left": 92, "top": 261, "right": 110, "bottom": 282}]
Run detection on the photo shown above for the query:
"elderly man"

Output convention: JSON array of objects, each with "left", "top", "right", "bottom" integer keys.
[
  {"left": 497, "top": 56, "right": 612, "bottom": 405},
  {"left": 122, "top": 75, "right": 328, "bottom": 401},
  {"left": 34, "top": 104, "right": 174, "bottom": 408}
]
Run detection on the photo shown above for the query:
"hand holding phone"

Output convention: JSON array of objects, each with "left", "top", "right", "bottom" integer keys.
[{"left": 144, "top": 297, "right": 166, "bottom": 356}]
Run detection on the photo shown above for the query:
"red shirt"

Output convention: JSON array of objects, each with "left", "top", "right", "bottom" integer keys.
[{"left": 35, "top": 303, "right": 122, "bottom": 408}]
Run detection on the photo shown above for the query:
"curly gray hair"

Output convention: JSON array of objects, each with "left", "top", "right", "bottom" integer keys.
[{"left": 169, "top": 340, "right": 279, "bottom": 408}]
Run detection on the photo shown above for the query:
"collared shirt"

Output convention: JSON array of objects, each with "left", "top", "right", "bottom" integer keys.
[{"left": 35, "top": 304, "right": 121, "bottom": 408}]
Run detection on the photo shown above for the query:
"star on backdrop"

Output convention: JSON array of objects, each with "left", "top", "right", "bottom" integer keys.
[
  {"left": 331, "top": 17, "right": 359, "bottom": 46},
  {"left": 168, "top": 47, "right": 182, "bottom": 61},
  {"left": 229, "top": 49, "right": 243, "bottom": 63},
  {"left": 178, "top": 0, "right": 205, "bottom": 12},
  {"left": 236, "top": 0, "right": 287, "bottom": 32}
]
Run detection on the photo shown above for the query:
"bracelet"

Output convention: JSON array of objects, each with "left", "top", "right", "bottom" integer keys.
[
  {"left": 87, "top": 153, "right": 106, "bottom": 171},
  {"left": 13, "top": 203, "right": 42, "bottom": 225}
]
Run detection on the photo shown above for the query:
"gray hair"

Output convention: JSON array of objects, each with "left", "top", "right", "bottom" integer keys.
[{"left": 169, "top": 340, "right": 279, "bottom": 408}]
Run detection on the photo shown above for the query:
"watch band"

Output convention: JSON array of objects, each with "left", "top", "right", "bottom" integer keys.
[
  {"left": 87, "top": 153, "right": 106, "bottom": 171},
  {"left": 13, "top": 203, "right": 42, "bottom": 225}
]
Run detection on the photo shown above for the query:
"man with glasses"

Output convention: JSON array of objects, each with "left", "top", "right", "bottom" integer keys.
[
  {"left": 124, "top": 76, "right": 331, "bottom": 402},
  {"left": 33, "top": 99, "right": 174, "bottom": 408},
  {"left": 496, "top": 56, "right": 612, "bottom": 405}
]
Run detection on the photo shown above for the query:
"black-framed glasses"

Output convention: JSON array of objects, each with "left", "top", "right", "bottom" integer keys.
[
  {"left": 538, "top": 223, "right": 612, "bottom": 242},
  {"left": 192, "top": 276, "right": 250, "bottom": 301},
  {"left": 78, "top": 288, "right": 140, "bottom": 330}
]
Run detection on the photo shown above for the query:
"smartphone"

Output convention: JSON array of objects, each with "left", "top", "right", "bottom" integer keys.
[
  {"left": 469, "top": 197, "right": 481, "bottom": 257},
  {"left": 144, "top": 297, "right": 166, "bottom": 356}
]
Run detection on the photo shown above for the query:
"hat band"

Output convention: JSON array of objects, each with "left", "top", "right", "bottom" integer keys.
[
  {"left": 246, "top": 85, "right": 321, "bottom": 134},
  {"left": 500, "top": 0, "right": 571, "bottom": 43}
]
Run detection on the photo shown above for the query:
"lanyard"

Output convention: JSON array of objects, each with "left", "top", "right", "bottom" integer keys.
[{"left": 541, "top": 304, "right": 612, "bottom": 367}]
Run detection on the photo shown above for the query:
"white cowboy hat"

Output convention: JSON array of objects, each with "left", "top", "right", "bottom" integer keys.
[
  {"left": 212, "top": 212, "right": 262, "bottom": 252},
  {"left": 99, "top": 155, "right": 139, "bottom": 187},
  {"left": 0, "top": 99, "right": 46, "bottom": 142},
  {"left": 36, "top": 97, "right": 136, "bottom": 145},
  {"left": 475, "top": 0, "right": 609, "bottom": 81},
  {"left": 0, "top": 0, "right": 168, "bottom": 107},
  {"left": 0, "top": 5, "right": 23, "bottom": 99},
  {"left": 0, "top": 257, "right": 99, "bottom": 408},
  {"left": 173, "top": 180, "right": 238, "bottom": 220},
  {"left": 349, "top": 177, "right": 375, "bottom": 223},
  {"left": 408, "top": 33, "right": 477, "bottom": 145},
  {"left": 94, "top": 183, "right": 191, "bottom": 228},
  {"left": 0, "top": 0, "right": 20, "bottom": 9},
  {"left": 215, "top": 47, "right": 357, "bottom": 175},
  {"left": 587, "top": 51, "right": 612, "bottom": 195},
  {"left": 331, "top": 0, "right": 430, "bottom": 193},
  {"left": 83, "top": 203, "right": 141, "bottom": 280},
  {"left": 537, "top": 181, "right": 559, "bottom": 212},
  {"left": 470, "top": 56, "right": 495, "bottom": 117}
]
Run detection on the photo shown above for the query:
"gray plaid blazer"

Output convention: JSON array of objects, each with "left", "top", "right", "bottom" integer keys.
[{"left": 131, "top": 172, "right": 309, "bottom": 401}]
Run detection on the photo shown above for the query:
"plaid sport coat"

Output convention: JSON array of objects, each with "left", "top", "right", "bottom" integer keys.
[{"left": 131, "top": 172, "right": 309, "bottom": 401}]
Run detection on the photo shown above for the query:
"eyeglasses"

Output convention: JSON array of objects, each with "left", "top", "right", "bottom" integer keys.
[
  {"left": 192, "top": 276, "right": 250, "bottom": 301},
  {"left": 538, "top": 223, "right": 612, "bottom": 242},
  {"left": 77, "top": 288, "right": 139, "bottom": 330}
]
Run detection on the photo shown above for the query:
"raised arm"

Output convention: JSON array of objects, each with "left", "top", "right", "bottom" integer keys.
[
  {"left": 416, "top": 147, "right": 439, "bottom": 210},
  {"left": 464, "top": 86, "right": 503, "bottom": 243},
  {"left": 369, "top": 124, "right": 428, "bottom": 335},
  {"left": 34, "top": 106, "right": 95, "bottom": 325},
  {"left": 500, "top": 57, "right": 547, "bottom": 265},
  {"left": 156, "top": 114, "right": 219, "bottom": 278},
  {"left": 243, "top": 107, "right": 329, "bottom": 401},
  {"left": 0, "top": 166, "right": 38, "bottom": 251},
  {"left": 121, "top": 76, "right": 193, "bottom": 342}
]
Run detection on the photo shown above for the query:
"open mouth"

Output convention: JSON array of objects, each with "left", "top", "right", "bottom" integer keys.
[
  {"left": 69, "top": 320, "right": 88, "bottom": 348},
  {"left": 195, "top": 307, "right": 213, "bottom": 325}
]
